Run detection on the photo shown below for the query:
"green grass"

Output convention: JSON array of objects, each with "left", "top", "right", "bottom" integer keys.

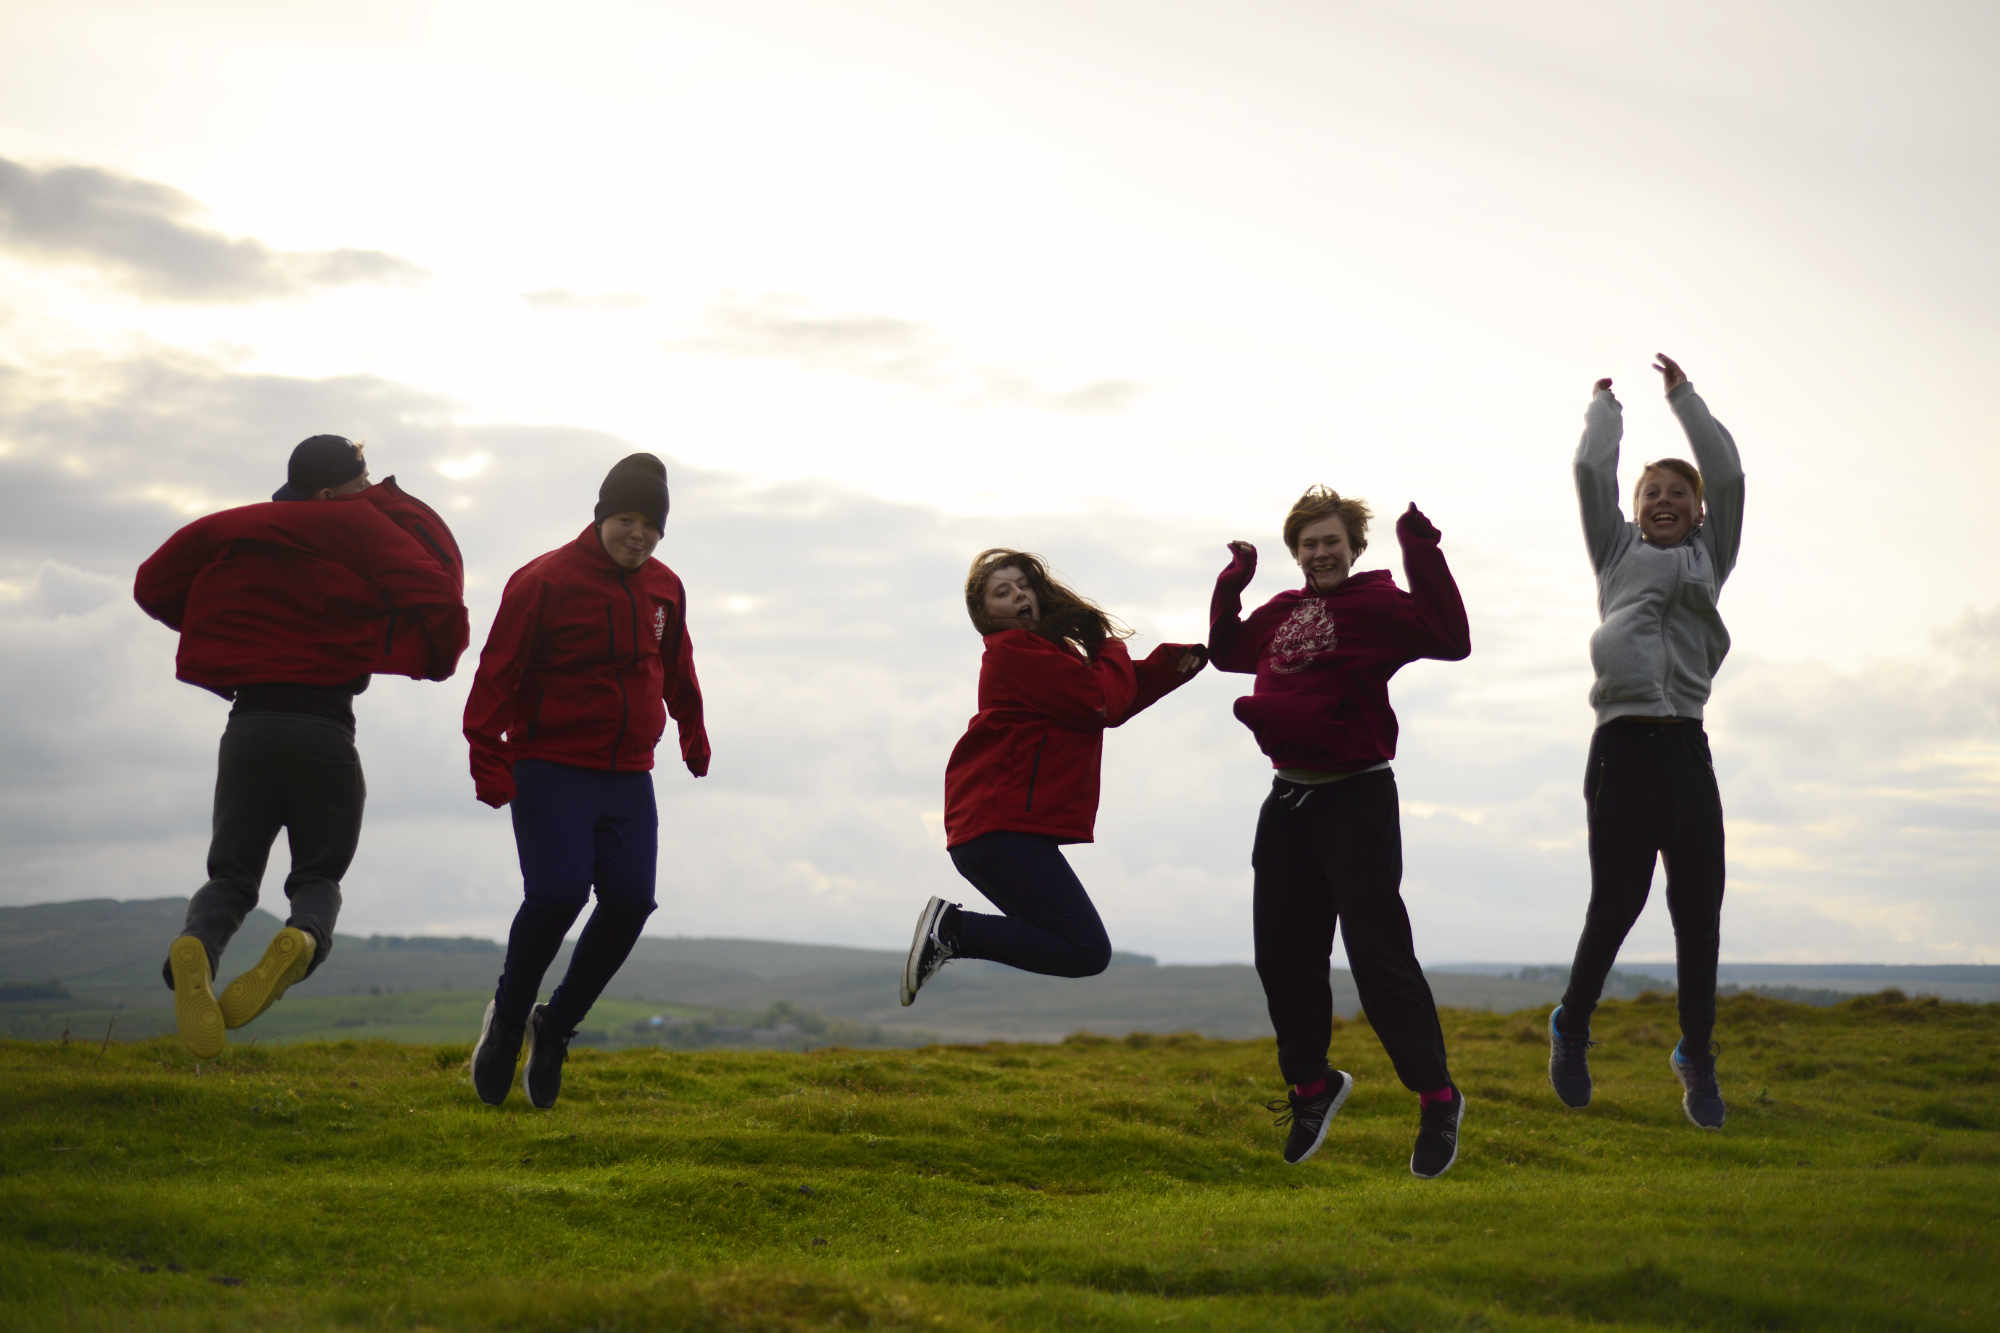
[{"left": 3, "top": 991, "right": 1995, "bottom": 1330}]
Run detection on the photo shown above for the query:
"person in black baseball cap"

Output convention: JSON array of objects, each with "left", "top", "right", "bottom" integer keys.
[{"left": 273, "top": 435, "right": 370, "bottom": 502}]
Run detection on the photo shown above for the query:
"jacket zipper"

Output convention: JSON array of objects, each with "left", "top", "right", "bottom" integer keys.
[{"left": 1024, "top": 734, "right": 1046, "bottom": 812}]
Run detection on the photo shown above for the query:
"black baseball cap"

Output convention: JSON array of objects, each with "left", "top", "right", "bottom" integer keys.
[{"left": 273, "top": 435, "right": 367, "bottom": 501}]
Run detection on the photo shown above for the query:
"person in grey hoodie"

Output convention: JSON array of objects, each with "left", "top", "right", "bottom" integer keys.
[{"left": 1546, "top": 353, "right": 1744, "bottom": 1130}]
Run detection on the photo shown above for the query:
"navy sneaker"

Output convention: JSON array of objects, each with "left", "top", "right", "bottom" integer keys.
[
  {"left": 1411, "top": 1087, "right": 1465, "bottom": 1179},
  {"left": 1548, "top": 1005, "right": 1594, "bottom": 1108},
  {"left": 471, "top": 999, "right": 525, "bottom": 1107},
  {"left": 1671, "top": 1040, "right": 1725, "bottom": 1129},
  {"left": 899, "top": 896, "right": 957, "bottom": 1007},
  {"left": 1266, "top": 1069, "right": 1353, "bottom": 1165},
  {"left": 523, "top": 1004, "right": 573, "bottom": 1110}
]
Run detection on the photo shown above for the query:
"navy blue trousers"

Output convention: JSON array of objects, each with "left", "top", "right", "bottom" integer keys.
[
  {"left": 492, "top": 759, "right": 658, "bottom": 1032},
  {"left": 948, "top": 832, "right": 1112, "bottom": 978},
  {"left": 1559, "top": 721, "right": 1726, "bottom": 1049}
]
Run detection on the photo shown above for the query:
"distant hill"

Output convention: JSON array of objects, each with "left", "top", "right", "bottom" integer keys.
[{"left": 2, "top": 898, "right": 1993, "bottom": 1047}]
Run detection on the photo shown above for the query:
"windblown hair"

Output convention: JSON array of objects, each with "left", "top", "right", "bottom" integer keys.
[
  {"left": 963, "top": 548, "right": 1129, "bottom": 657},
  {"left": 1632, "top": 458, "right": 1704, "bottom": 514},
  {"left": 1281, "top": 485, "right": 1373, "bottom": 557}
]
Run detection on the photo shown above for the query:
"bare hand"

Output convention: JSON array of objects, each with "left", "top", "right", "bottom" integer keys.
[{"left": 1652, "top": 354, "right": 1686, "bottom": 393}]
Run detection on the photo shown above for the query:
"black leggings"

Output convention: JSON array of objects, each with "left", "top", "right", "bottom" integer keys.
[
  {"left": 1251, "top": 770, "right": 1450, "bottom": 1092},
  {"left": 1559, "top": 721, "right": 1725, "bottom": 1048},
  {"left": 948, "top": 832, "right": 1112, "bottom": 978}
]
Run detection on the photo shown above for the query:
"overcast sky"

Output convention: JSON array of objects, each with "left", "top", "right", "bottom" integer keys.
[{"left": 2, "top": 0, "right": 1994, "bottom": 968}]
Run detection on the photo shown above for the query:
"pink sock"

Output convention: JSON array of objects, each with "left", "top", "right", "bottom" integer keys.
[
  {"left": 1419, "top": 1085, "right": 1456, "bottom": 1108},
  {"left": 1293, "top": 1075, "right": 1328, "bottom": 1099}
]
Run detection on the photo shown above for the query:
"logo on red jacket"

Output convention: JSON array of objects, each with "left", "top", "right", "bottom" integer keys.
[
  {"left": 652, "top": 605, "right": 667, "bottom": 643},
  {"left": 1270, "top": 599, "right": 1339, "bottom": 674}
]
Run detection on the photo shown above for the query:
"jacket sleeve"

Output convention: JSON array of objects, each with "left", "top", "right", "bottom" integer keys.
[
  {"left": 1669, "top": 382, "right": 1746, "bottom": 586},
  {"left": 980, "top": 631, "right": 1127, "bottom": 730},
  {"left": 1207, "top": 549, "right": 1261, "bottom": 674},
  {"left": 1111, "top": 642, "right": 1203, "bottom": 725},
  {"left": 1574, "top": 388, "right": 1632, "bottom": 574},
  {"left": 663, "top": 588, "right": 709, "bottom": 775},
  {"left": 133, "top": 516, "right": 220, "bottom": 631},
  {"left": 461, "top": 570, "right": 540, "bottom": 805},
  {"left": 365, "top": 479, "right": 470, "bottom": 680},
  {"left": 1394, "top": 520, "right": 1472, "bottom": 663}
]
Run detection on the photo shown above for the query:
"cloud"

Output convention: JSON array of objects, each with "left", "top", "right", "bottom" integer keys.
[
  {"left": 521, "top": 289, "right": 650, "bottom": 311},
  {"left": 0, "top": 349, "right": 1995, "bottom": 966},
  {"left": 0, "top": 156, "right": 427, "bottom": 302},
  {"left": 686, "top": 295, "right": 1143, "bottom": 414}
]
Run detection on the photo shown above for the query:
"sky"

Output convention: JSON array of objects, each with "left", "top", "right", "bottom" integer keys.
[{"left": 1, "top": 0, "right": 1995, "bottom": 968}]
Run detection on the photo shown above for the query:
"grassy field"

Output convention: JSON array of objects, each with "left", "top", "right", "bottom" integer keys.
[{"left": 3, "top": 991, "right": 1994, "bottom": 1331}]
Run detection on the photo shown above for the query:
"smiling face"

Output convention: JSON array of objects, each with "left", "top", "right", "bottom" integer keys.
[
  {"left": 1634, "top": 466, "right": 1702, "bottom": 547},
  {"left": 1293, "top": 514, "right": 1355, "bottom": 591},
  {"left": 980, "top": 565, "right": 1041, "bottom": 631},
  {"left": 598, "top": 512, "right": 661, "bottom": 570}
]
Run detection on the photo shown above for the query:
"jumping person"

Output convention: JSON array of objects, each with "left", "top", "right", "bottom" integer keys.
[
  {"left": 899, "top": 549, "right": 1205, "bottom": 1007},
  {"left": 463, "top": 453, "right": 709, "bottom": 1109},
  {"left": 1548, "top": 354, "right": 1744, "bottom": 1130},
  {"left": 1210, "top": 487, "right": 1471, "bottom": 1177},
  {"left": 135, "top": 434, "right": 468, "bottom": 1059}
]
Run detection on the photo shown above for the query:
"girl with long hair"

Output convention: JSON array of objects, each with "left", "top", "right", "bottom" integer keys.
[{"left": 899, "top": 548, "right": 1205, "bottom": 1005}]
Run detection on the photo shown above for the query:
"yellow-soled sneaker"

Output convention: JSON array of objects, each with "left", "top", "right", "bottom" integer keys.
[
  {"left": 217, "top": 927, "right": 315, "bottom": 1029},
  {"left": 169, "top": 935, "right": 226, "bottom": 1059}
]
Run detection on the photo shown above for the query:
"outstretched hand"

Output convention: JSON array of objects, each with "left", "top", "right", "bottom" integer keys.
[
  {"left": 1396, "top": 502, "right": 1440, "bottom": 545},
  {"left": 1221, "top": 540, "right": 1257, "bottom": 583},
  {"left": 1652, "top": 353, "right": 1686, "bottom": 393},
  {"left": 1178, "top": 645, "right": 1208, "bottom": 675}
]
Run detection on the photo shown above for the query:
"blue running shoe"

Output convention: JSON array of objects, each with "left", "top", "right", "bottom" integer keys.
[
  {"left": 1671, "top": 1040, "right": 1725, "bottom": 1129},
  {"left": 1549, "top": 1005, "right": 1593, "bottom": 1108}
]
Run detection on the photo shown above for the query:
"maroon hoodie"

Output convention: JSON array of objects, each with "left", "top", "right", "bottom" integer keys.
[{"left": 1208, "top": 506, "right": 1469, "bottom": 772}]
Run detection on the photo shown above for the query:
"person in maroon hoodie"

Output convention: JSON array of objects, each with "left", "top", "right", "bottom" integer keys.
[
  {"left": 1210, "top": 486, "right": 1470, "bottom": 1178},
  {"left": 463, "top": 453, "right": 709, "bottom": 1109},
  {"left": 134, "top": 434, "right": 468, "bottom": 1059},
  {"left": 899, "top": 548, "right": 1206, "bottom": 1008}
]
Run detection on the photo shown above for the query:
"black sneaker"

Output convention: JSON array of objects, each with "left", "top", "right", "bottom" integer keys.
[
  {"left": 1671, "top": 1040, "right": 1725, "bottom": 1129},
  {"left": 1410, "top": 1088, "right": 1465, "bottom": 1179},
  {"left": 1548, "top": 1005, "right": 1593, "bottom": 1108},
  {"left": 1266, "top": 1069, "right": 1353, "bottom": 1165},
  {"left": 523, "top": 1004, "right": 573, "bottom": 1110},
  {"left": 898, "top": 896, "right": 957, "bottom": 1007},
  {"left": 471, "top": 999, "right": 525, "bottom": 1107}
]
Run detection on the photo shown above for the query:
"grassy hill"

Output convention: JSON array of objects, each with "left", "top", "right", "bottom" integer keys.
[{"left": 2, "top": 992, "right": 1995, "bottom": 1330}]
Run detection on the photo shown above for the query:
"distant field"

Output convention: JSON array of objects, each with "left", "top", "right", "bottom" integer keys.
[{"left": 3, "top": 992, "right": 1995, "bottom": 1330}]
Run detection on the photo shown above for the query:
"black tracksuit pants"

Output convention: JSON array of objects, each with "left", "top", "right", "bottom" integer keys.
[
  {"left": 1559, "top": 720, "right": 1726, "bottom": 1049},
  {"left": 172, "top": 709, "right": 363, "bottom": 983},
  {"left": 1252, "top": 770, "right": 1451, "bottom": 1093}
]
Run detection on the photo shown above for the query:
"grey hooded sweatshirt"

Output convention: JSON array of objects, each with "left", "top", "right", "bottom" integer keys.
[{"left": 1575, "top": 381, "right": 1745, "bottom": 728}]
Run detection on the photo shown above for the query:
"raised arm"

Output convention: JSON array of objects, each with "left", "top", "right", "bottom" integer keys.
[
  {"left": 1574, "top": 378, "right": 1632, "bottom": 573},
  {"left": 1660, "top": 356, "right": 1745, "bottom": 585},
  {"left": 1207, "top": 541, "right": 1261, "bottom": 673},
  {"left": 1111, "top": 642, "right": 1207, "bottom": 726},
  {"left": 133, "top": 515, "right": 221, "bottom": 631},
  {"left": 1394, "top": 504, "right": 1471, "bottom": 661}
]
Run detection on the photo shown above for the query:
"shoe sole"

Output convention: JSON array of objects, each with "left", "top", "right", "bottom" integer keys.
[
  {"left": 1411, "top": 1093, "right": 1465, "bottom": 1179},
  {"left": 217, "top": 928, "right": 313, "bottom": 1029},
  {"left": 168, "top": 936, "right": 225, "bottom": 1060},
  {"left": 1548, "top": 1008, "right": 1591, "bottom": 1108},
  {"left": 1671, "top": 1051, "right": 1725, "bottom": 1129},
  {"left": 471, "top": 1000, "right": 512, "bottom": 1107},
  {"left": 899, "top": 896, "right": 947, "bottom": 1007},
  {"left": 523, "top": 1005, "right": 566, "bottom": 1110},
  {"left": 1284, "top": 1071, "right": 1353, "bottom": 1166}
]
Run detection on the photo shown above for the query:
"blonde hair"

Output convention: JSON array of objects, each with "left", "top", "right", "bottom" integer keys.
[
  {"left": 963, "top": 548, "right": 1128, "bottom": 656},
  {"left": 1282, "top": 485, "right": 1372, "bottom": 556},
  {"left": 1632, "top": 458, "right": 1704, "bottom": 515}
]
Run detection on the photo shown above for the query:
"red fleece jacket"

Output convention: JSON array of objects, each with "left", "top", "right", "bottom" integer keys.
[
  {"left": 1208, "top": 506, "right": 1469, "bottom": 772},
  {"left": 942, "top": 630, "right": 1201, "bottom": 848},
  {"left": 462, "top": 526, "right": 709, "bottom": 807},
  {"left": 133, "top": 477, "right": 468, "bottom": 695}
]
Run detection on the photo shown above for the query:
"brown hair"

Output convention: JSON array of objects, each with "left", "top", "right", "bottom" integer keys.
[
  {"left": 963, "top": 548, "right": 1129, "bottom": 657},
  {"left": 1282, "top": 485, "right": 1372, "bottom": 557},
  {"left": 1632, "top": 458, "right": 1704, "bottom": 515}
]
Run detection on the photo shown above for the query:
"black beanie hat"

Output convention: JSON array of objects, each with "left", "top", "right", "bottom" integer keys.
[{"left": 594, "top": 453, "right": 670, "bottom": 531}]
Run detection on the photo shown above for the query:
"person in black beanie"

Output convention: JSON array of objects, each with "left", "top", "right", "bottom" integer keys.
[{"left": 463, "top": 452, "right": 709, "bottom": 1108}]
